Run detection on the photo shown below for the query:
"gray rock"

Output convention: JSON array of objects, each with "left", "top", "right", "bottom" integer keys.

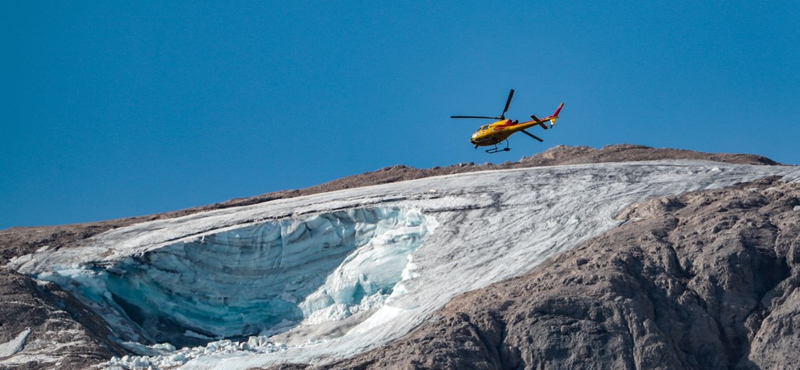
[{"left": 0, "top": 268, "right": 127, "bottom": 369}]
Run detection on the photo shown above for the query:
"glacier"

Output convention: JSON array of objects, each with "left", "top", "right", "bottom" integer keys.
[{"left": 9, "top": 160, "right": 800, "bottom": 370}]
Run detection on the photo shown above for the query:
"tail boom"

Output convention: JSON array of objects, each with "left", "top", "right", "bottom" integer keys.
[{"left": 517, "top": 102, "right": 565, "bottom": 130}]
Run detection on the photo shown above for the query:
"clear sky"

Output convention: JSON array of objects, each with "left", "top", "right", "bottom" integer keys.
[{"left": 3, "top": 1, "right": 799, "bottom": 229}]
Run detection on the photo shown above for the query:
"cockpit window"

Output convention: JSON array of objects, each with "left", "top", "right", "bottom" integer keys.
[{"left": 480, "top": 125, "right": 488, "bottom": 131}]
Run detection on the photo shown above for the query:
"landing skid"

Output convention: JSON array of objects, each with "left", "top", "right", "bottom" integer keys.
[{"left": 483, "top": 140, "right": 511, "bottom": 154}]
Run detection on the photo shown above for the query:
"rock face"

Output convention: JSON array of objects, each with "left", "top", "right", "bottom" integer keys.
[
  {"left": 0, "top": 267, "right": 127, "bottom": 369},
  {"left": 313, "top": 177, "right": 800, "bottom": 370},
  {"left": 519, "top": 144, "right": 780, "bottom": 167}
]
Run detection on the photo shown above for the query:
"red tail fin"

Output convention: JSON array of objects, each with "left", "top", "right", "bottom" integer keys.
[{"left": 553, "top": 103, "right": 564, "bottom": 117}]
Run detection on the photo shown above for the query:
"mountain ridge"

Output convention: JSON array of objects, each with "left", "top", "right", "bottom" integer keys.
[{"left": 0, "top": 144, "right": 782, "bottom": 266}]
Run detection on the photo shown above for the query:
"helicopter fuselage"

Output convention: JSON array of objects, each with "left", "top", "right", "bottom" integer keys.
[{"left": 470, "top": 119, "right": 545, "bottom": 147}]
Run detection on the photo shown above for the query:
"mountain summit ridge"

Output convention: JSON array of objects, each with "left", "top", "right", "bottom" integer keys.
[{"left": 0, "top": 144, "right": 780, "bottom": 264}]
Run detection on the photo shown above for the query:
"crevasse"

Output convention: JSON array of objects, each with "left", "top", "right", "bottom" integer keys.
[{"left": 36, "top": 207, "right": 434, "bottom": 348}]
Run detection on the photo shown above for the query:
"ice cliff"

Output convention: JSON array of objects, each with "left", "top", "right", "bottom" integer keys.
[
  {"left": 27, "top": 208, "right": 433, "bottom": 348},
  {"left": 6, "top": 160, "right": 800, "bottom": 370}
]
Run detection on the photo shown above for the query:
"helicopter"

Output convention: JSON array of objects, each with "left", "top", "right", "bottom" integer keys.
[{"left": 451, "top": 89, "right": 564, "bottom": 153}]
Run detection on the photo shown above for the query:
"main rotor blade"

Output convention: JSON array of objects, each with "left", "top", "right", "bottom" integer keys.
[
  {"left": 451, "top": 115, "right": 501, "bottom": 120},
  {"left": 500, "top": 89, "right": 515, "bottom": 119},
  {"left": 520, "top": 129, "right": 544, "bottom": 142}
]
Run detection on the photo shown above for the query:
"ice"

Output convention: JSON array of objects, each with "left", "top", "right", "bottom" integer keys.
[
  {"left": 25, "top": 207, "right": 433, "bottom": 348},
  {"left": 0, "top": 328, "right": 31, "bottom": 358},
  {"left": 9, "top": 160, "right": 800, "bottom": 370}
]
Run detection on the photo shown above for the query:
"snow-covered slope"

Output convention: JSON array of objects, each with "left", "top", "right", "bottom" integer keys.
[{"left": 9, "top": 160, "right": 800, "bottom": 370}]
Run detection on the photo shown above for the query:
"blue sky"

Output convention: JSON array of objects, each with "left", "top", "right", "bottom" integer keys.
[{"left": 3, "top": 1, "right": 799, "bottom": 229}]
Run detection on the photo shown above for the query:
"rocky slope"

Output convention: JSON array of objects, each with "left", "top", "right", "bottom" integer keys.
[
  {"left": 307, "top": 177, "right": 800, "bottom": 370},
  {"left": 0, "top": 268, "right": 129, "bottom": 369},
  {"left": 0, "top": 144, "right": 794, "bottom": 370}
]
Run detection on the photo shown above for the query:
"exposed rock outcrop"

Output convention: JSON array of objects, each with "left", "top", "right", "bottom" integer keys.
[{"left": 0, "top": 267, "right": 127, "bottom": 369}]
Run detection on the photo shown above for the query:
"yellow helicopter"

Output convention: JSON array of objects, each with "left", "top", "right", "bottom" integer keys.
[{"left": 451, "top": 89, "right": 564, "bottom": 153}]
